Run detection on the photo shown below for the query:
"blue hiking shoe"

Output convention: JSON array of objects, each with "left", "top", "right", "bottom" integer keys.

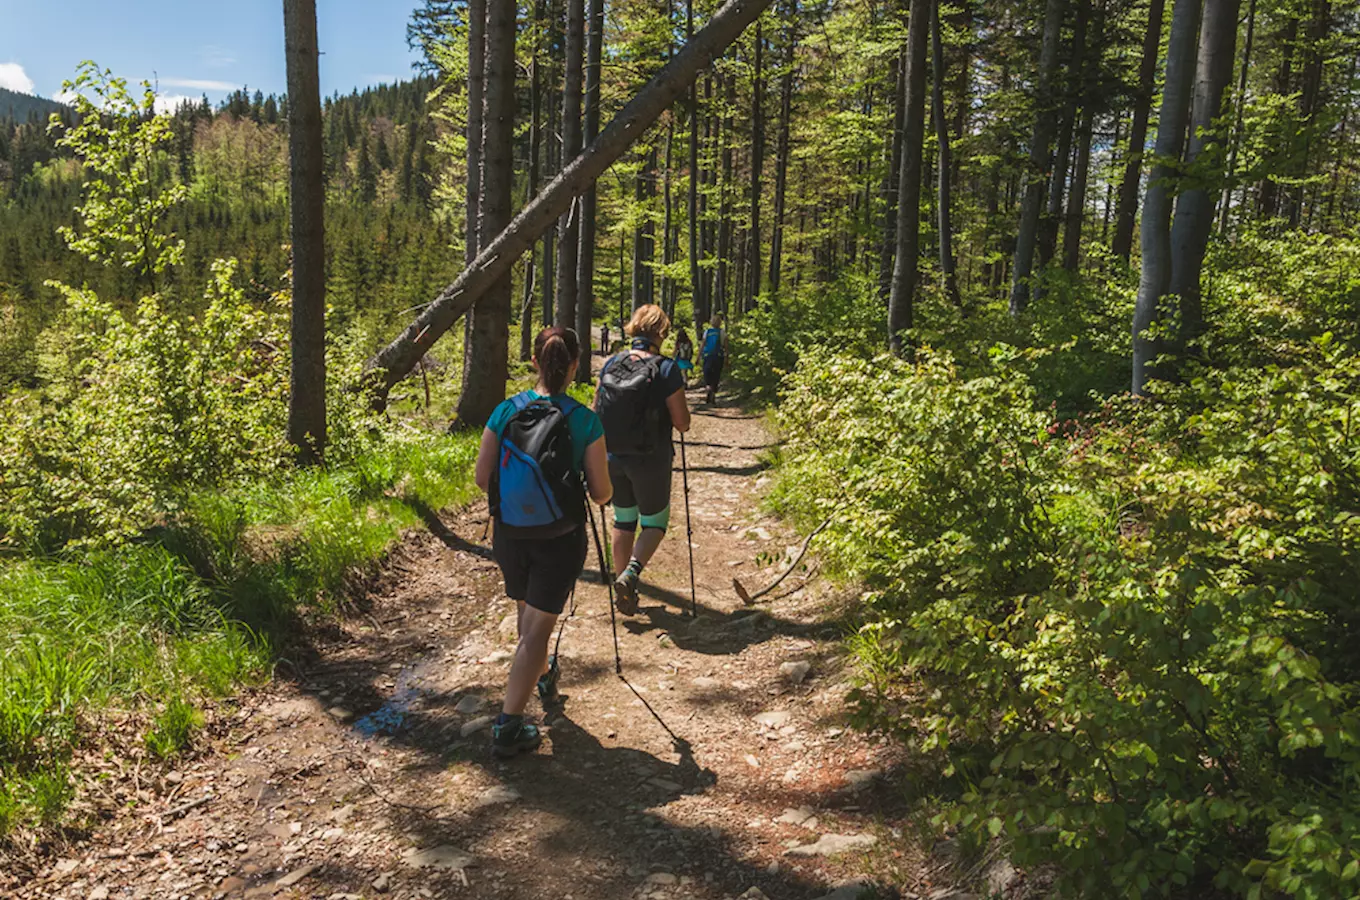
[
  {"left": 491, "top": 715, "right": 542, "bottom": 758},
  {"left": 537, "top": 655, "right": 561, "bottom": 706}
]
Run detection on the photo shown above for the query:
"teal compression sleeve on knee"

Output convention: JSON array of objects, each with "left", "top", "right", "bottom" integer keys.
[
  {"left": 614, "top": 506, "right": 640, "bottom": 530},
  {"left": 640, "top": 506, "right": 671, "bottom": 532}
]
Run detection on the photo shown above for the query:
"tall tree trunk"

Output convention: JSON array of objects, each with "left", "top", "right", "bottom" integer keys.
[
  {"left": 1288, "top": 0, "right": 1330, "bottom": 227},
  {"left": 662, "top": 122, "right": 676, "bottom": 316},
  {"left": 878, "top": 49, "right": 905, "bottom": 306},
  {"left": 1112, "top": 0, "right": 1168, "bottom": 260},
  {"left": 749, "top": 18, "right": 765, "bottom": 307},
  {"left": 1258, "top": 16, "right": 1297, "bottom": 220},
  {"left": 555, "top": 0, "right": 585, "bottom": 328},
  {"left": 700, "top": 74, "right": 715, "bottom": 318},
  {"left": 1009, "top": 0, "right": 1067, "bottom": 315},
  {"left": 368, "top": 0, "right": 778, "bottom": 403},
  {"left": 1219, "top": 0, "right": 1256, "bottom": 234},
  {"left": 456, "top": 0, "right": 515, "bottom": 426},
  {"left": 888, "top": 0, "right": 931, "bottom": 355},
  {"left": 930, "top": 0, "right": 961, "bottom": 309},
  {"left": 461, "top": 0, "right": 486, "bottom": 398},
  {"left": 522, "top": 6, "right": 543, "bottom": 362},
  {"left": 284, "top": 0, "right": 326, "bottom": 463},
  {"left": 1132, "top": 0, "right": 1202, "bottom": 395},
  {"left": 1040, "top": 0, "right": 1085, "bottom": 271},
  {"left": 1168, "top": 0, "right": 1239, "bottom": 346},
  {"left": 576, "top": 0, "right": 604, "bottom": 380},
  {"left": 769, "top": 1, "right": 797, "bottom": 300},
  {"left": 1062, "top": 0, "right": 1102, "bottom": 272},
  {"left": 715, "top": 72, "right": 735, "bottom": 316},
  {"left": 541, "top": 0, "right": 561, "bottom": 328},
  {"left": 687, "top": 0, "right": 704, "bottom": 331}
]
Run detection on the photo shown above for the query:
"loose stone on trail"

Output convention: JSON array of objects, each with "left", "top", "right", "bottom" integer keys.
[
  {"left": 786, "top": 833, "right": 879, "bottom": 857},
  {"left": 780, "top": 660, "right": 812, "bottom": 685},
  {"left": 454, "top": 694, "right": 485, "bottom": 714},
  {"left": 401, "top": 844, "right": 474, "bottom": 870},
  {"left": 460, "top": 715, "right": 494, "bottom": 737},
  {"left": 753, "top": 710, "right": 792, "bottom": 728}
]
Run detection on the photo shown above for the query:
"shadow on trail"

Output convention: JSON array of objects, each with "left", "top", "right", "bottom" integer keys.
[
  {"left": 404, "top": 496, "right": 496, "bottom": 561},
  {"left": 621, "top": 581, "right": 826, "bottom": 657},
  {"left": 683, "top": 461, "right": 771, "bottom": 477}
]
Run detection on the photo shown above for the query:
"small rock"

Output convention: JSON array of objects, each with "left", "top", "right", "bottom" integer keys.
[
  {"left": 815, "top": 880, "right": 872, "bottom": 900},
  {"left": 785, "top": 833, "right": 878, "bottom": 857},
  {"left": 780, "top": 661, "right": 812, "bottom": 685},
  {"left": 645, "top": 873, "right": 678, "bottom": 885},
  {"left": 460, "top": 715, "right": 494, "bottom": 737},
  {"left": 691, "top": 677, "right": 720, "bottom": 690},
  {"left": 984, "top": 858, "right": 1019, "bottom": 893},
  {"left": 844, "top": 768, "right": 881, "bottom": 791},
  {"left": 402, "top": 844, "right": 475, "bottom": 870},
  {"left": 276, "top": 864, "right": 318, "bottom": 888},
  {"left": 88, "top": 888, "right": 110, "bottom": 900},
  {"left": 498, "top": 613, "right": 518, "bottom": 640},
  {"left": 753, "top": 710, "right": 792, "bottom": 728},
  {"left": 54, "top": 859, "right": 78, "bottom": 875},
  {"left": 480, "top": 650, "right": 514, "bottom": 664},
  {"left": 474, "top": 785, "right": 521, "bottom": 808},
  {"left": 326, "top": 706, "right": 353, "bottom": 723},
  {"left": 736, "top": 889, "right": 770, "bottom": 900},
  {"left": 372, "top": 870, "right": 394, "bottom": 893},
  {"left": 744, "top": 754, "right": 760, "bottom": 768},
  {"left": 165, "top": 771, "right": 183, "bottom": 785},
  {"left": 775, "top": 806, "right": 818, "bottom": 827},
  {"left": 330, "top": 804, "right": 356, "bottom": 823},
  {"left": 454, "top": 694, "right": 485, "bottom": 715}
]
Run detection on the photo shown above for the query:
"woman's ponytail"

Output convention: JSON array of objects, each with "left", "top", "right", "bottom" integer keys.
[{"left": 534, "top": 326, "right": 580, "bottom": 394}]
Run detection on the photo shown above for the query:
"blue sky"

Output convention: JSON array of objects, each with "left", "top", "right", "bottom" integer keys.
[{"left": 0, "top": 0, "right": 423, "bottom": 106}]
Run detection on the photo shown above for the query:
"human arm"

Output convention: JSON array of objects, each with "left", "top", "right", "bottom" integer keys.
[
  {"left": 474, "top": 427, "right": 499, "bottom": 493},
  {"left": 666, "top": 387, "right": 691, "bottom": 434},
  {"left": 583, "top": 435, "right": 613, "bottom": 506}
]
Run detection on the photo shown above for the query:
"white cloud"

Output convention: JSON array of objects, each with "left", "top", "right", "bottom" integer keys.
[
  {"left": 53, "top": 89, "right": 79, "bottom": 106},
  {"left": 160, "top": 78, "right": 238, "bottom": 91},
  {"left": 0, "top": 62, "right": 36, "bottom": 95},
  {"left": 153, "top": 94, "right": 196, "bottom": 114}
]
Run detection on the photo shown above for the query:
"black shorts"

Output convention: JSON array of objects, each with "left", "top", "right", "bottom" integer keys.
[
  {"left": 492, "top": 525, "right": 588, "bottom": 615},
  {"left": 609, "top": 453, "right": 674, "bottom": 521},
  {"left": 703, "top": 353, "right": 725, "bottom": 387}
]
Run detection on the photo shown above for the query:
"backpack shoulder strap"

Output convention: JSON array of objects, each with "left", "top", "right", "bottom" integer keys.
[
  {"left": 510, "top": 391, "right": 535, "bottom": 412},
  {"left": 555, "top": 395, "right": 583, "bottom": 416}
]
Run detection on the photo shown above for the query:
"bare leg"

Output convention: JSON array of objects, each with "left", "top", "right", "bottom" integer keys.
[
  {"left": 630, "top": 527, "right": 666, "bottom": 568},
  {"left": 612, "top": 528, "right": 637, "bottom": 576},
  {"left": 514, "top": 601, "right": 551, "bottom": 677},
  {"left": 502, "top": 605, "right": 559, "bottom": 716}
]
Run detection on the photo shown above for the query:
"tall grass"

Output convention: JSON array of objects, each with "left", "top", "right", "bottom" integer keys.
[{"left": 0, "top": 430, "right": 479, "bottom": 838}]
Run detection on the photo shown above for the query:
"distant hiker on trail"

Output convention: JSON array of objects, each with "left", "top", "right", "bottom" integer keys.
[
  {"left": 475, "top": 326, "right": 613, "bottom": 758},
  {"left": 674, "top": 328, "right": 695, "bottom": 382},
  {"left": 596, "top": 305, "right": 692, "bottom": 615},
  {"left": 701, "top": 315, "right": 727, "bottom": 405},
  {"left": 600, "top": 321, "right": 610, "bottom": 356}
]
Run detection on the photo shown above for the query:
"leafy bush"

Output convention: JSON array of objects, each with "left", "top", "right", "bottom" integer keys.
[{"left": 774, "top": 344, "right": 1360, "bottom": 898}]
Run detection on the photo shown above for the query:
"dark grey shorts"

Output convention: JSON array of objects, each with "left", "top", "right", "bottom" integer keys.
[{"left": 609, "top": 452, "right": 674, "bottom": 520}]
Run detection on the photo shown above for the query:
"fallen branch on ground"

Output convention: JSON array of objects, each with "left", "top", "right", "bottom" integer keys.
[{"left": 733, "top": 516, "right": 832, "bottom": 605}]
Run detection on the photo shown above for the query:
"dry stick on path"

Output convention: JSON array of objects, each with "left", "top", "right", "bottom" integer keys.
[
  {"left": 733, "top": 514, "right": 832, "bottom": 605},
  {"left": 364, "top": 0, "right": 778, "bottom": 408}
]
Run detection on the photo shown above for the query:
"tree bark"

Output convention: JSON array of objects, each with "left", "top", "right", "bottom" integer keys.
[
  {"left": 367, "top": 0, "right": 777, "bottom": 403},
  {"left": 748, "top": 18, "right": 765, "bottom": 308},
  {"left": 465, "top": 0, "right": 485, "bottom": 267},
  {"left": 455, "top": 0, "right": 514, "bottom": 427},
  {"left": 930, "top": 0, "right": 961, "bottom": 309},
  {"left": 284, "top": 0, "right": 326, "bottom": 463},
  {"left": 1009, "top": 0, "right": 1066, "bottom": 315},
  {"left": 687, "top": 0, "right": 703, "bottom": 331},
  {"left": 1112, "top": 0, "right": 1167, "bottom": 261},
  {"left": 1218, "top": 0, "right": 1255, "bottom": 234},
  {"left": 878, "top": 47, "right": 905, "bottom": 306},
  {"left": 715, "top": 72, "right": 735, "bottom": 316},
  {"left": 1062, "top": 0, "right": 1102, "bottom": 272},
  {"left": 555, "top": 0, "right": 584, "bottom": 329},
  {"left": 769, "top": 0, "right": 797, "bottom": 300},
  {"left": 1039, "top": 0, "right": 1085, "bottom": 272},
  {"left": 1168, "top": 0, "right": 1239, "bottom": 346},
  {"left": 1257, "top": 16, "right": 1296, "bottom": 220},
  {"left": 576, "top": 0, "right": 603, "bottom": 380},
  {"left": 1132, "top": 0, "right": 1202, "bottom": 395},
  {"left": 888, "top": 0, "right": 931, "bottom": 355},
  {"left": 522, "top": 3, "right": 543, "bottom": 362}
]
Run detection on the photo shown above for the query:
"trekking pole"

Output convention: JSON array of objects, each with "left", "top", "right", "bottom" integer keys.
[
  {"left": 679, "top": 432, "right": 699, "bottom": 618},
  {"left": 586, "top": 502, "right": 623, "bottom": 675}
]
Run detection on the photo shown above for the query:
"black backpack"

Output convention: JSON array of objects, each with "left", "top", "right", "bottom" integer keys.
[
  {"left": 597, "top": 353, "right": 665, "bottom": 456},
  {"left": 489, "top": 393, "right": 586, "bottom": 538}
]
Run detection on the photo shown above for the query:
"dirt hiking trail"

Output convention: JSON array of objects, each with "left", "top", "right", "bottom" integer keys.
[{"left": 10, "top": 389, "right": 960, "bottom": 900}]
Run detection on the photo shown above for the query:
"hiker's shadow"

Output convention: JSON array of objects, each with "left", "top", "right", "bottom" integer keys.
[
  {"left": 543, "top": 709, "right": 715, "bottom": 798},
  {"left": 622, "top": 581, "right": 813, "bottom": 656}
]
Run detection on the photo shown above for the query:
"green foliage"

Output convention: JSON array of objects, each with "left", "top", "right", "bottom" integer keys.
[
  {"left": 50, "top": 63, "right": 187, "bottom": 287},
  {"left": 774, "top": 338, "right": 1360, "bottom": 897},
  {"left": 144, "top": 697, "right": 203, "bottom": 759}
]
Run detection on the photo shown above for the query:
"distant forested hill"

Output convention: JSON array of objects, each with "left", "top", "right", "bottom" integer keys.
[{"left": 0, "top": 87, "right": 68, "bottom": 124}]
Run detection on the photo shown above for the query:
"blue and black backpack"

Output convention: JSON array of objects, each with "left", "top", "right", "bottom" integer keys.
[
  {"left": 702, "top": 327, "right": 724, "bottom": 359},
  {"left": 490, "top": 393, "right": 586, "bottom": 538}
]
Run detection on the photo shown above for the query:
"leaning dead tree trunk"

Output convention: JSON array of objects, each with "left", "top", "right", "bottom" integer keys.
[{"left": 364, "top": 0, "right": 777, "bottom": 407}]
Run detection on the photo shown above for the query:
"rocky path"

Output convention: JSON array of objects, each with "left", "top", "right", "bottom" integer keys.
[{"left": 11, "top": 391, "right": 952, "bottom": 900}]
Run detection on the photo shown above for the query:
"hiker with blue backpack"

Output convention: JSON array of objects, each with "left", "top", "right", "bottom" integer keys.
[
  {"left": 700, "top": 314, "right": 727, "bottom": 405},
  {"left": 596, "top": 305, "right": 692, "bottom": 615},
  {"left": 475, "top": 326, "right": 613, "bottom": 758}
]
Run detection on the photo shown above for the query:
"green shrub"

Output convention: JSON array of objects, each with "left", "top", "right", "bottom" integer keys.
[
  {"left": 145, "top": 697, "right": 202, "bottom": 759},
  {"left": 775, "top": 344, "right": 1360, "bottom": 898}
]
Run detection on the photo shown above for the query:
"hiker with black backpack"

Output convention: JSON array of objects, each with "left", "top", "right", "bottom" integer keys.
[
  {"left": 475, "top": 327, "right": 613, "bottom": 758},
  {"left": 596, "top": 304, "right": 692, "bottom": 615},
  {"left": 700, "top": 314, "right": 727, "bottom": 405}
]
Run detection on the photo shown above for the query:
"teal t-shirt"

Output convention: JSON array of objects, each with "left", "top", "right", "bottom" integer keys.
[{"left": 485, "top": 391, "right": 604, "bottom": 473}]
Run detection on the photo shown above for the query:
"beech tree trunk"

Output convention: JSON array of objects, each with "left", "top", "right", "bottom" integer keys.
[
  {"left": 1112, "top": 0, "right": 1167, "bottom": 261},
  {"left": 284, "top": 0, "right": 326, "bottom": 463},
  {"left": 687, "top": 0, "right": 703, "bottom": 331},
  {"left": 769, "top": 0, "right": 797, "bottom": 300},
  {"left": 878, "top": 48, "right": 905, "bottom": 306},
  {"left": 1168, "top": 0, "right": 1239, "bottom": 346},
  {"left": 887, "top": 0, "right": 930, "bottom": 355},
  {"left": 1009, "top": 0, "right": 1066, "bottom": 315},
  {"left": 576, "top": 0, "right": 603, "bottom": 380},
  {"left": 1132, "top": 0, "right": 1202, "bottom": 396},
  {"left": 749, "top": 19, "right": 765, "bottom": 307},
  {"left": 367, "top": 0, "right": 777, "bottom": 404},
  {"left": 1219, "top": 0, "right": 1256, "bottom": 234},
  {"left": 555, "top": 0, "right": 584, "bottom": 329},
  {"left": 930, "top": 0, "right": 961, "bottom": 309},
  {"left": 1039, "top": 0, "right": 1084, "bottom": 272},
  {"left": 521, "top": 6, "right": 543, "bottom": 362},
  {"left": 716, "top": 72, "right": 735, "bottom": 316}
]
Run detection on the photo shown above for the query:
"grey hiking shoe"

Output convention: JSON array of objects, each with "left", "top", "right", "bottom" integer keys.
[
  {"left": 537, "top": 655, "right": 561, "bottom": 706},
  {"left": 491, "top": 716, "right": 542, "bottom": 758},
  {"left": 614, "top": 570, "right": 640, "bottom": 616}
]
